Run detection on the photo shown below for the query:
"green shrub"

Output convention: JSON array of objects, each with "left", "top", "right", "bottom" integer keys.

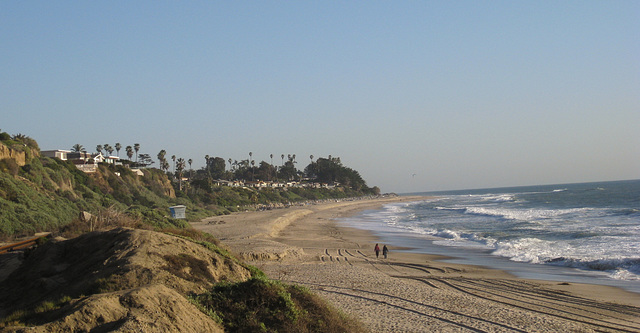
[
  {"left": 0, "top": 158, "right": 19, "bottom": 176},
  {"left": 0, "top": 172, "right": 77, "bottom": 238},
  {"left": 192, "top": 277, "right": 366, "bottom": 333}
]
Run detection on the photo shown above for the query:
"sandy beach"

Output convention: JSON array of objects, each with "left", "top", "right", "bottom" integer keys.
[{"left": 191, "top": 196, "right": 640, "bottom": 332}]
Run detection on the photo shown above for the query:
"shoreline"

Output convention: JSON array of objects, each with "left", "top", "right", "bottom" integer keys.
[
  {"left": 192, "top": 196, "right": 640, "bottom": 331},
  {"left": 374, "top": 228, "right": 640, "bottom": 295}
]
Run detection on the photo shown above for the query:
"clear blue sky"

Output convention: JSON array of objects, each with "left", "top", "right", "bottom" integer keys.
[{"left": 2, "top": 1, "right": 638, "bottom": 193}]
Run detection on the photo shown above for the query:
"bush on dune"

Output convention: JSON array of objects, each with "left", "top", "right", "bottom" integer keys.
[{"left": 192, "top": 276, "right": 366, "bottom": 333}]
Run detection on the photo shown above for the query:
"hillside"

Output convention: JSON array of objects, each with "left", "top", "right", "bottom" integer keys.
[
  {"left": 0, "top": 154, "right": 190, "bottom": 238},
  {"left": 0, "top": 132, "right": 371, "bottom": 331},
  {"left": 0, "top": 133, "right": 380, "bottom": 239},
  {"left": 0, "top": 228, "right": 363, "bottom": 332}
]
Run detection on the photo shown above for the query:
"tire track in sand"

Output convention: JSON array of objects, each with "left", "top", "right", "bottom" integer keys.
[{"left": 407, "top": 277, "right": 640, "bottom": 332}]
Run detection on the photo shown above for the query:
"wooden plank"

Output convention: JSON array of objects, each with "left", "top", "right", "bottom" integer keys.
[{"left": 0, "top": 233, "right": 51, "bottom": 254}]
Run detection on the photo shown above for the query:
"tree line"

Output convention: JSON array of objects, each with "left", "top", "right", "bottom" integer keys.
[{"left": 69, "top": 142, "right": 377, "bottom": 194}]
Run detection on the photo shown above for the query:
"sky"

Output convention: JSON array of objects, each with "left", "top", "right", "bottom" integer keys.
[{"left": 2, "top": 1, "right": 638, "bottom": 193}]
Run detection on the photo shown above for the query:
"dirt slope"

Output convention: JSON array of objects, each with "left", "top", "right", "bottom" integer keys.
[
  {"left": 0, "top": 228, "right": 251, "bottom": 332},
  {"left": 8, "top": 284, "right": 224, "bottom": 333}
]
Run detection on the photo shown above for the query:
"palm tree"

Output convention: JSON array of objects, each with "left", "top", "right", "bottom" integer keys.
[
  {"left": 104, "top": 144, "right": 113, "bottom": 156},
  {"left": 286, "top": 154, "right": 297, "bottom": 181},
  {"left": 205, "top": 155, "right": 211, "bottom": 182},
  {"left": 115, "top": 143, "right": 122, "bottom": 157},
  {"left": 269, "top": 154, "right": 274, "bottom": 181},
  {"left": 134, "top": 143, "right": 140, "bottom": 162},
  {"left": 176, "top": 158, "right": 186, "bottom": 191},
  {"left": 188, "top": 158, "right": 193, "bottom": 179},
  {"left": 96, "top": 145, "right": 103, "bottom": 155},
  {"left": 71, "top": 144, "right": 85, "bottom": 153},
  {"left": 249, "top": 152, "right": 253, "bottom": 181},
  {"left": 157, "top": 150, "right": 167, "bottom": 173},
  {"left": 177, "top": 158, "right": 186, "bottom": 172},
  {"left": 157, "top": 150, "right": 166, "bottom": 163},
  {"left": 9, "top": 133, "right": 36, "bottom": 148},
  {"left": 126, "top": 146, "right": 133, "bottom": 161},
  {"left": 12, "top": 133, "right": 27, "bottom": 141},
  {"left": 228, "top": 158, "right": 233, "bottom": 171},
  {"left": 171, "top": 155, "right": 176, "bottom": 173}
]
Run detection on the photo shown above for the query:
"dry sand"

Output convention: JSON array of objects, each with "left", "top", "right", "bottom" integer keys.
[{"left": 192, "top": 196, "right": 640, "bottom": 332}]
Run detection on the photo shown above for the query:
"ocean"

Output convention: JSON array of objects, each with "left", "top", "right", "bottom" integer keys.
[{"left": 340, "top": 179, "right": 640, "bottom": 294}]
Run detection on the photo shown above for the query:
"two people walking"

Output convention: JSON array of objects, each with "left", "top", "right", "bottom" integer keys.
[{"left": 374, "top": 243, "right": 388, "bottom": 259}]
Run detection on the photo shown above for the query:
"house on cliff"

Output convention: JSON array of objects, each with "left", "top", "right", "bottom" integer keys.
[
  {"left": 92, "top": 153, "right": 121, "bottom": 165},
  {"left": 41, "top": 149, "right": 71, "bottom": 161},
  {"left": 41, "top": 150, "right": 121, "bottom": 173}
]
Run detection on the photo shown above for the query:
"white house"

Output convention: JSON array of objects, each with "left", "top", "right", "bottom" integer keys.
[
  {"left": 93, "top": 153, "right": 121, "bottom": 165},
  {"left": 41, "top": 149, "right": 71, "bottom": 160}
]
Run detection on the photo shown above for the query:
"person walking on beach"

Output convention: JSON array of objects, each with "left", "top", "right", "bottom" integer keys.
[
  {"left": 383, "top": 245, "right": 388, "bottom": 259},
  {"left": 374, "top": 243, "right": 380, "bottom": 258}
]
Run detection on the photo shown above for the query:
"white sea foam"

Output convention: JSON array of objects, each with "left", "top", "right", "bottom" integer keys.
[
  {"left": 404, "top": 225, "right": 497, "bottom": 249},
  {"left": 435, "top": 206, "right": 465, "bottom": 212},
  {"left": 479, "top": 194, "right": 516, "bottom": 202},
  {"left": 492, "top": 238, "right": 557, "bottom": 264},
  {"left": 489, "top": 237, "right": 640, "bottom": 280},
  {"left": 433, "top": 239, "right": 492, "bottom": 249},
  {"left": 463, "top": 206, "right": 596, "bottom": 221},
  {"left": 360, "top": 180, "right": 640, "bottom": 282},
  {"left": 610, "top": 268, "right": 640, "bottom": 281},
  {"left": 553, "top": 258, "right": 640, "bottom": 280}
]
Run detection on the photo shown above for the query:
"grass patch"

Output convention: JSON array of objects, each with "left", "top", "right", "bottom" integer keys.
[{"left": 0, "top": 295, "right": 73, "bottom": 328}]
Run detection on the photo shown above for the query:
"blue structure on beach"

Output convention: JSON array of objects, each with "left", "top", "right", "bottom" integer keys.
[{"left": 169, "top": 205, "right": 186, "bottom": 219}]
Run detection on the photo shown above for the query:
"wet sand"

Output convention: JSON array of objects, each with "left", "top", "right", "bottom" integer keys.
[{"left": 191, "top": 196, "right": 640, "bottom": 332}]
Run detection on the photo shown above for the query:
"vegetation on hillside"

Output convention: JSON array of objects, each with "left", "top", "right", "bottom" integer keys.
[
  {"left": 0, "top": 131, "right": 382, "bottom": 238},
  {"left": 0, "top": 156, "right": 190, "bottom": 237},
  {"left": 0, "top": 132, "right": 39, "bottom": 158}
]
